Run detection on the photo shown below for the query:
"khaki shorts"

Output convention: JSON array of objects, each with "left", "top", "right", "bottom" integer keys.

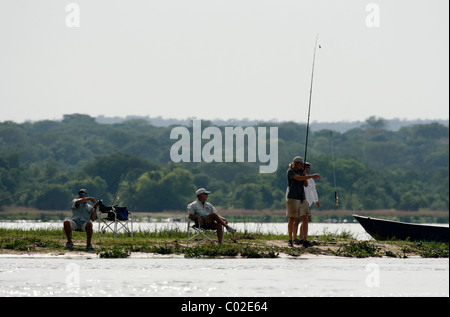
[
  {"left": 65, "top": 219, "right": 90, "bottom": 232},
  {"left": 286, "top": 199, "right": 310, "bottom": 219}
]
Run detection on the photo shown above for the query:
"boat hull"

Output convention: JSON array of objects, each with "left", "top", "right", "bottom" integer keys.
[{"left": 353, "top": 215, "right": 449, "bottom": 242}]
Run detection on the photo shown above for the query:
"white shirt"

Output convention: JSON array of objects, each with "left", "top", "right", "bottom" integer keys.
[
  {"left": 304, "top": 178, "right": 319, "bottom": 207},
  {"left": 187, "top": 199, "right": 217, "bottom": 220}
]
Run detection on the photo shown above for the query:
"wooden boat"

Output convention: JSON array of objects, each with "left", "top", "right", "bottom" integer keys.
[{"left": 353, "top": 214, "right": 449, "bottom": 242}]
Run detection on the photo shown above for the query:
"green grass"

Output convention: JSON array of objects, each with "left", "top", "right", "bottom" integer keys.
[
  {"left": 330, "top": 241, "right": 382, "bottom": 258},
  {"left": 0, "top": 228, "right": 448, "bottom": 259},
  {"left": 416, "top": 242, "right": 449, "bottom": 258}
]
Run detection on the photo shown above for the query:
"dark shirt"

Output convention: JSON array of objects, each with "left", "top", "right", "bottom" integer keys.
[{"left": 286, "top": 168, "right": 305, "bottom": 201}]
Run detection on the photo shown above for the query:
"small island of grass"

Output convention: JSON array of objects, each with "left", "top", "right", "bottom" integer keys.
[{"left": 1, "top": 228, "right": 448, "bottom": 259}]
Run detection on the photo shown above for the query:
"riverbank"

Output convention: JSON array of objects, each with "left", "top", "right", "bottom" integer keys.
[{"left": 1, "top": 228, "right": 448, "bottom": 259}]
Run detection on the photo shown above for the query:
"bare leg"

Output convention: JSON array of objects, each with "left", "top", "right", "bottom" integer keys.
[
  {"left": 293, "top": 220, "right": 300, "bottom": 241},
  {"left": 204, "top": 214, "right": 228, "bottom": 243},
  {"left": 300, "top": 216, "right": 308, "bottom": 241},
  {"left": 205, "top": 213, "right": 228, "bottom": 227},
  {"left": 63, "top": 220, "right": 72, "bottom": 242},
  {"left": 211, "top": 223, "right": 224, "bottom": 243},
  {"left": 85, "top": 221, "right": 93, "bottom": 245},
  {"left": 288, "top": 218, "right": 296, "bottom": 241}
]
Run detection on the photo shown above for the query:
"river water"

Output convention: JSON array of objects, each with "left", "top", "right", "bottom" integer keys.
[
  {"left": 0, "top": 256, "right": 448, "bottom": 297},
  {"left": 1, "top": 221, "right": 449, "bottom": 297}
]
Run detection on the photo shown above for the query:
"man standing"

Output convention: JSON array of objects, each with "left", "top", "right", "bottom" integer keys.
[
  {"left": 188, "top": 188, "right": 236, "bottom": 244},
  {"left": 298, "top": 161, "right": 320, "bottom": 247},
  {"left": 286, "top": 156, "right": 320, "bottom": 247},
  {"left": 63, "top": 189, "right": 99, "bottom": 251}
]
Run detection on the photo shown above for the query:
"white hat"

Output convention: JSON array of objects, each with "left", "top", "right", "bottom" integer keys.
[{"left": 196, "top": 188, "right": 211, "bottom": 196}]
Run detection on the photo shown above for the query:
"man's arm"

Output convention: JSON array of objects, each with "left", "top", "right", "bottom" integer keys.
[
  {"left": 189, "top": 213, "right": 202, "bottom": 221},
  {"left": 90, "top": 200, "right": 100, "bottom": 221},
  {"left": 293, "top": 173, "right": 320, "bottom": 182},
  {"left": 188, "top": 204, "right": 203, "bottom": 226},
  {"left": 73, "top": 197, "right": 98, "bottom": 220},
  {"left": 74, "top": 196, "right": 96, "bottom": 205},
  {"left": 189, "top": 213, "right": 204, "bottom": 226},
  {"left": 219, "top": 215, "right": 228, "bottom": 225}
]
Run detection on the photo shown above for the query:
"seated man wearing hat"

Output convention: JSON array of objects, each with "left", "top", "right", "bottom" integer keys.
[
  {"left": 63, "top": 188, "right": 99, "bottom": 251},
  {"left": 188, "top": 188, "right": 236, "bottom": 244}
]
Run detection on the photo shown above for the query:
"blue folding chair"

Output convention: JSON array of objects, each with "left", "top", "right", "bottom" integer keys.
[{"left": 98, "top": 201, "right": 133, "bottom": 238}]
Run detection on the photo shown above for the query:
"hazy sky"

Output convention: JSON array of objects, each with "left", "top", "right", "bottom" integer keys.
[{"left": 1, "top": 0, "right": 448, "bottom": 123}]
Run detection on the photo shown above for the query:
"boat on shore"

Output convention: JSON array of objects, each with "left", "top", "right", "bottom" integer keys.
[{"left": 353, "top": 214, "right": 449, "bottom": 242}]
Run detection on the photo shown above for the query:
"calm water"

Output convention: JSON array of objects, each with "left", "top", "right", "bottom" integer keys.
[
  {"left": 1, "top": 221, "right": 448, "bottom": 297},
  {"left": 0, "top": 256, "right": 448, "bottom": 297}
]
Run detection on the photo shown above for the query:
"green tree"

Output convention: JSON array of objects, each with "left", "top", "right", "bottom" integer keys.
[
  {"left": 33, "top": 184, "right": 72, "bottom": 210},
  {"left": 129, "top": 168, "right": 195, "bottom": 211}
]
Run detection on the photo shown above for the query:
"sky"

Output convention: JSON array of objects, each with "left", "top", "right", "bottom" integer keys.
[{"left": 0, "top": 0, "right": 448, "bottom": 124}]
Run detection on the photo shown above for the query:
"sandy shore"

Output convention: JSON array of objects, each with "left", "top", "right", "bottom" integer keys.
[{"left": 0, "top": 240, "right": 428, "bottom": 259}]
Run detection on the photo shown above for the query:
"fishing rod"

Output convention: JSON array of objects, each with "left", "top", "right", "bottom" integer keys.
[
  {"left": 330, "top": 131, "right": 339, "bottom": 206},
  {"left": 304, "top": 34, "right": 319, "bottom": 164}
]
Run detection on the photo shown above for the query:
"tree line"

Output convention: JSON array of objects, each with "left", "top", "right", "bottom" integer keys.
[{"left": 0, "top": 114, "right": 448, "bottom": 212}]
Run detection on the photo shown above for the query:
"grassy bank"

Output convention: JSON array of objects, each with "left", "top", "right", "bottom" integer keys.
[{"left": 0, "top": 227, "right": 448, "bottom": 259}]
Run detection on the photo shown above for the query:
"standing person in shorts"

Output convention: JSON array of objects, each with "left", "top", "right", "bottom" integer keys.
[
  {"left": 286, "top": 156, "right": 320, "bottom": 247},
  {"left": 63, "top": 189, "right": 99, "bottom": 251},
  {"left": 298, "top": 161, "right": 320, "bottom": 247}
]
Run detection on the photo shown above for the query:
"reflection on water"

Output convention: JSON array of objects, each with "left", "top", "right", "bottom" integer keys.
[{"left": 0, "top": 257, "right": 448, "bottom": 297}]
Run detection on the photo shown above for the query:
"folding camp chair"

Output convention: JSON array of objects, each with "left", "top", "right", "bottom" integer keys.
[
  {"left": 98, "top": 201, "right": 133, "bottom": 238},
  {"left": 186, "top": 217, "right": 217, "bottom": 246}
]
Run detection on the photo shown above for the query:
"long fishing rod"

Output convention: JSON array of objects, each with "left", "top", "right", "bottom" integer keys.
[
  {"left": 304, "top": 34, "right": 319, "bottom": 164},
  {"left": 330, "top": 131, "right": 339, "bottom": 206}
]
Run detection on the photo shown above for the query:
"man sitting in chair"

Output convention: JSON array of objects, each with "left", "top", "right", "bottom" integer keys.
[
  {"left": 63, "top": 188, "right": 99, "bottom": 251},
  {"left": 188, "top": 188, "right": 236, "bottom": 244}
]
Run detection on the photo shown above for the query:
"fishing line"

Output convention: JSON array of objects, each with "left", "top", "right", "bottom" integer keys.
[
  {"left": 330, "top": 131, "right": 339, "bottom": 206},
  {"left": 304, "top": 34, "right": 319, "bottom": 164}
]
